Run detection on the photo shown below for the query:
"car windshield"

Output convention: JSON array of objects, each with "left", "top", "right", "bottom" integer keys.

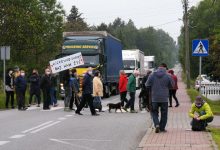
[{"left": 123, "top": 60, "right": 135, "bottom": 70}]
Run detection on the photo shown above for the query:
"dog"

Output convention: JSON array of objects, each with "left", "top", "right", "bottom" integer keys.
[{"left": 107, "top": 102, "right": 122, "bottom": 113}]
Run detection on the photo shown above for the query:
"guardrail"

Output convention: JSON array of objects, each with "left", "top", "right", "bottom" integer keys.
[{"left": 200, "top": 83, "right": 220, "bottom": 101}]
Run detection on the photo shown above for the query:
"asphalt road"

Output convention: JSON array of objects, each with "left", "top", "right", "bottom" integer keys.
[{"left": 0, "top": 90, "right": 152, "bottom": 150}]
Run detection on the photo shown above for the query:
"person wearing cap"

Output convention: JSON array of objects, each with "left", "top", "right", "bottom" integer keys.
[
  {"left": 123, "top": 70, "right": 139, "bottom": 113},
  {"left": 145, "top": 63, "right": 174, "bottom": 133},
  {"left": 189, "top": 96, "right": 214, "bottom": 130}
]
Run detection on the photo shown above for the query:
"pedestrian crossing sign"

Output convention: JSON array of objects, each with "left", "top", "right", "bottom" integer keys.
[{"left": 192, "top": 39, "right": 209, "bottom": 56}]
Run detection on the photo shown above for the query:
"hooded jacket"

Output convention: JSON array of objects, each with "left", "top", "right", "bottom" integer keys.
[
  {"left": 189, "top": 101, "right": 214, "bottom": 120},
  {"left": 145, "top": 67, "right": 174, "bottom": 102}
]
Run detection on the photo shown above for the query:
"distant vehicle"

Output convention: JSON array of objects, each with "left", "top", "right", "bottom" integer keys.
[
  {"left": 144, "top": 56, "right": 155, "bottom": 71},
  {"left": 57, "top": 31, "right": 123, "bottom": 98},
  {"left": 195, "top": 74, "right": 213, "bottom": 90},
  {"left": 122, "top": 49, "right": 145, "bottom": 88}
]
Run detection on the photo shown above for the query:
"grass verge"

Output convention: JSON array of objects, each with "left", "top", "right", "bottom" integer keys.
[
  {"left": 209, "top": 127, "right": 220, "bottom": 149},
  {"left": 187, "top": 88, "right": 220, "bottom": 115}
]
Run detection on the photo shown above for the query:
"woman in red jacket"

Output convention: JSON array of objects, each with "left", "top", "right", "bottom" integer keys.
[
  {"left": 119, "top": 70, "right": 128, "bottom": 107},
  {"left": 168, "top": 69, "right": 180, "bottom": 107}
]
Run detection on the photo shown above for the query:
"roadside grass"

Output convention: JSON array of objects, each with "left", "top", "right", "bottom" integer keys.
[
  {"left": 187, "top": 88, "right": 220, "bottom": 115},
  {"left": 209, "top": 128, "right": 220, "bottom": 149}
]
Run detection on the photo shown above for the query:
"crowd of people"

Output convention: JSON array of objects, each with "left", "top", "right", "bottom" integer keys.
[{"left": 4, "top": 63, "right": 213, "bottom": 131}]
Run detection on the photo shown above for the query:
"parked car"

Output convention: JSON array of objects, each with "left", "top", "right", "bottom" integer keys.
[{"left": 195, "top": 74, "right": 212, "bottom": 90}]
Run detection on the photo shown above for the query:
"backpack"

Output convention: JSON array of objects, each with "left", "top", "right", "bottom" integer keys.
[{"left": 191, "top": 118, "right": 205, "bottom": 131}]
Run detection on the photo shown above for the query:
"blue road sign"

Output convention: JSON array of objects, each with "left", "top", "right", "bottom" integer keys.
[{"left": 192, "top": 39, "right": 209, "bottom": 56}]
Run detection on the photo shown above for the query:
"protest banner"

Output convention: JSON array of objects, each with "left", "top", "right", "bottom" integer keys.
[{"left": 50, "top": 52, "right": 84, "bottom": 73}]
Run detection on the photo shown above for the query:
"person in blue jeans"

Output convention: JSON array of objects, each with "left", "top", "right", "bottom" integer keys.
[
  {"left": 50, "top": 74, "right": 58, "bottom": 107},
  {"left": 146, "top": 63, "right": 174, "bottom": 133}
]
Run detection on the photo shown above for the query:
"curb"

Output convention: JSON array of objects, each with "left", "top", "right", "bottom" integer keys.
[{"left": 136, "top": 116, "right": 153, "bottom": 150}]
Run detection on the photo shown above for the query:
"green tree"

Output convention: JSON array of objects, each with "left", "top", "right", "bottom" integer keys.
[
  {"left": 64, "top": 5, "right": 88, "bottom": 31},
  {"left": 0, "top": 0, "right": 64, "bottom": 73}
]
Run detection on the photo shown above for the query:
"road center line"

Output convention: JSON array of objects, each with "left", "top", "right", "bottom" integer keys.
[
  {"left": 0, "top": 141, "right": 10, "bottom": 146},
  {"left": 65, "top": 115, "right": 73, "bottom": 117},
  {"left": 9, "top": 134, "right": 25, "bottom": 139},
  {"left": 59, "top": 138, "right": 112, "bottom": 142},
  {"left": 22, "top": 121, "right": 54, "bottom": 133},
  {"left": 50, "top": 139, "right": 96, "bottom": 150},
  {"left": 31, "top": 121, "right": 61, "bottom": 134}
]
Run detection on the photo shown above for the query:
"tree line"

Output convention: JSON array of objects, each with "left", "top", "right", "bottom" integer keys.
[
  {"left": 0, "top": 2, "right": 178, "bottom": 76},
  {"left": 178, "top": 0, "right": 220, "bottom": 80}
]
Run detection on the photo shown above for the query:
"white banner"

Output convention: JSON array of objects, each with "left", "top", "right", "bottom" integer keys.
[{"left": 50, "top": 52, "right": 84, "bottom": 73}]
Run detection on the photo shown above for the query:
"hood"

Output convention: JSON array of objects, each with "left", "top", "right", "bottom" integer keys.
[{"left": 155, "top": 67, "right": 166, "bottom": 78}]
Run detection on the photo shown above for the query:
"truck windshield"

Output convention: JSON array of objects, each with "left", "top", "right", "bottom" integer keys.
[
  {"left": 83, "top": 55, "right": 99, "bottom": 66},
  {"left": 123, "top": 60, "right": 135, "bottom": 70}
]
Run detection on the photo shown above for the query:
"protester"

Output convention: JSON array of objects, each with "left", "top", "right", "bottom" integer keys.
[
  {"left": 168, "top": 69, "right": 179, "bottom": 107},
  {"left": 63, "top": 69, "right": 72, "bottom": 111},
  {"left": 75, "top": 67, "right": 99, "bottom": 116},
  {"left": 15, "top": 70, "right": 27, "bottom": 110},
  {"left": 69, "top": 69, "right": 80, "bottom": 110},
  {"left": 146, "top": 63, "right": 174, "bottom": 133},
  {"left": 123, "top": 70, "right": 139, "bottom": 113},
  {"left": 189, "top": 96, "right": 214, "bottom": 131},
  {"left": 29, "top": 69, "right": 41, "bottom": 107},
  {"left": 118, "top": 70, "right": 128, "bottom": 107},
  {"left": 5, "top": 69, "right": 15, "bottom": 109},
  {"left": 50, "top": 73, "right": 58, "bottom": 107},
  {"left": 93, "top": 70, "right": 103, "bottom": 112},
  {"left": 40, "top": 68, "right": 52, "bottom": 110},
  {"left": 139, "top": 70, "right": 152, "bottom": 110}
]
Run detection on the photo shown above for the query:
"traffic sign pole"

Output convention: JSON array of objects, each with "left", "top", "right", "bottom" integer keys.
[
  {"left": 199, "top": 56, "right": 202, "bottom": 95},
  {"left": 3, "top": 47, "right": 6, "bottom": 93}
]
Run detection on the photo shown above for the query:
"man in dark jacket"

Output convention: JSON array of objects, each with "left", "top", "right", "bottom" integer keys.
[
  {"left": 40, "top": 68, "right": 52, "bottom": 110},
  {"left": 15, "top": 70, "right": 27, "bottom": 110},
  {"left": 29, "top": 69, "right": 41, "bottom": 107},
  {"left": 75, "top": 67, "right": 99, "bottom": 116},
  {"left": 146, "top": 63, "right": 174, "bottom": 133},
  {"left": 5, "top": 69, "right": 15, "bottom": 109},
  {"left": 139, "top": 70, "right": 152, "bottom": 110}
]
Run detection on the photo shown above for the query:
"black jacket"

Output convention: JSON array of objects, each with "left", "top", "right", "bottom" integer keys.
[
  {"left": 82, "top": 73, "right": 93, "bottom": 95},
  {"left": 6, "top": 74, "right": 14, "bottom": 88},
  {"left": 29, "top": 73, "right": 40, "bottom": 91},
  {"left": 40, "top": 74, "right": 52, "bottom": 90}
]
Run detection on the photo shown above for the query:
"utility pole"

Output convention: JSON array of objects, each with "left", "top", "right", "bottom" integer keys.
[{"left": 183, "top": 0, "right": 191, "bottom": 89}]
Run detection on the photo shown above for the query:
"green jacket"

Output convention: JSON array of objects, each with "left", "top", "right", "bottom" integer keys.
[
  {"left": 127, "top": 74, "right": 136, "bottom": 92},
  {"left": 189, "top": 102, "right": 214, "bottom": 120}
]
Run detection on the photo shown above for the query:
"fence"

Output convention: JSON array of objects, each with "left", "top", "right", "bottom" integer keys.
[{"left": 200, "top": 83, "right": 220, "bottom": 101}]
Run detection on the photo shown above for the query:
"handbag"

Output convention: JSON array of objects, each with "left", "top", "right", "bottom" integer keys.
[
  {"left": 191, "top": 118, "right": 205, "bottom": 131},
  {"left": 93, "top": 96, "right": 102, "bottom": 109}
]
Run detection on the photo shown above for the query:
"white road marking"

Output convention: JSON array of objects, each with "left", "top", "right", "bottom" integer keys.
[
  {"left": 26, "top": 107, "right": 41, "bottom": 111},
  {"left": 50, "top": 139, "right": 96, "bottom": 150},
  {"left": 59, "top": 138, "right": 112, "bottom": 142},
  {"left": 58, "top": 117, "right": 67, "bottom": 120},
  {"left": 0, "top": 141, "right": 10, "bottom": 146},
  {"left": 9, "top": 134, "right": 25, "bottom": 139},
  {"left": 22, "top": 121, "right": 54, "bottom": 133},
  {"left": 31, "top": 121, "right": 61, "bottom": 133},
  {"left": 40, "top": 107, "right": 64, "bottom": 111},
  {"left": 65, "top": 115, "right": 73, "bottom": 117}
]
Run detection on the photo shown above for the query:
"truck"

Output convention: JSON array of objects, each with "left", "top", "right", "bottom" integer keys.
[
  {"left": 144, "top": 56, "right": 155, "bottom": 71},
  {"left": 57, "top": 31, "right": 123, "bottom": 97},
  {"left": 122, "top": 49, "right": 145, "bottom": 88}
]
